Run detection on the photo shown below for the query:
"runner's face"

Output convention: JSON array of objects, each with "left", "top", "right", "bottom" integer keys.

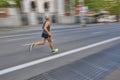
[
  {"left": 46, "top": 17, "right": 50, "bottom": 21},
  {"left": 47, "top": 17, "right": 50, "bottom": 21}
]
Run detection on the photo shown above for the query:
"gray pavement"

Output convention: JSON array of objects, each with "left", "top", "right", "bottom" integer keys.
[
  {"left": 0, "top": 24, "right": 80, "bottom": 35},
  {"left": 0, "top": 23, "right": 113, "bottom": 34},
  {"left": 0, "top": 23, "right": 120, "bottom": 80},
  {"left": 27, "top": 43, "right": 120, "bottom": 80},
  {"left": 103, "top": 66, "right": 120, "bottom": 80}
]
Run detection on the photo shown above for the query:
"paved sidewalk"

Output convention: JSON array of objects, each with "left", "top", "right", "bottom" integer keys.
[{"left": 102, "top": 66, "right": 120, "bottom": 80}]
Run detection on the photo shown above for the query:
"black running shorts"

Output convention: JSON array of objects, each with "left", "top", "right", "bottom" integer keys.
[{"left": 41, "top": 32, "right": 49, "bottom": 39}]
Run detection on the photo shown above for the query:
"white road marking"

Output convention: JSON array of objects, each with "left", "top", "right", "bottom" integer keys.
[
  {"left": 22, "top": 43, "right": 32, "bottom": 46},
  {"left": 0, "top": 27, "right": 100, "bottom": 39},
  {"left": 92, "top": 31, "right": 105, "bottom": 35},
  {"left": 6, "top": 37, "right": 35, "bottom": 42},
  {"left": 53, "top": 28, "right": 82, "bottom": 33},
  {"left": 0, "top": 28, "right": 80, "bottom": 39},
  {"left": 0, "top": 33, "right": 40, "bottom": 39},
  {"left": 0, "top": 36, "right": 120, "bottom": 75}
]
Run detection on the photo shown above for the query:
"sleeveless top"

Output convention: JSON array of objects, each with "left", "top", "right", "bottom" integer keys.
[{"left": 42, "top": 21, "right": 50, "bottom": 34}]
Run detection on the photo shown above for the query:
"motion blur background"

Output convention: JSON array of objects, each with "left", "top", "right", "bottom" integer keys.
[{"left": 0, "top": 0, "right": 120, "bottom": 27}]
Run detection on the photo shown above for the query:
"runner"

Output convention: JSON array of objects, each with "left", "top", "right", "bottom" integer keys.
[{"left": 29, "top": 16, "right": 58, "bottom": 53}]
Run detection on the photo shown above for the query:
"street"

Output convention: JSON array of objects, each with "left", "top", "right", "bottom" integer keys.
[{"left": 0, "top": 23, "right": 120, "bottom": 80}]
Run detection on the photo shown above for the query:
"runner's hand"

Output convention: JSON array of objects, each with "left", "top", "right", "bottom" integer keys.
[{"left": 48, "top": 33, "right": 51, "bottom": 37}]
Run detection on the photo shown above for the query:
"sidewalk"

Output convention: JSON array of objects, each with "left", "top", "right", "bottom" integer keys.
[{"left": 102, "top": 66, "right": 120, "bottom": 80}]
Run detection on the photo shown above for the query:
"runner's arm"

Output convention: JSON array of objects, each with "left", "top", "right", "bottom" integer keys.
[{"left": 44, "top": 22, "right": 51, "bottom": 37}]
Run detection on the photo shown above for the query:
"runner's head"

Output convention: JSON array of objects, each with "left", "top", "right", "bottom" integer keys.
[{"left": 45, "top": 16, "right": 50, "bottom": 21}]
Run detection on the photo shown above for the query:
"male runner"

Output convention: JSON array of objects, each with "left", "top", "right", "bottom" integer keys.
[{"left": 29, "top": 16, "right": 58, "bottom": 53}]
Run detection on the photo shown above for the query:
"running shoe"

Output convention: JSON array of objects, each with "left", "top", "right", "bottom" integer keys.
[
  {"left": 52, "top": 48, "right": 58, "bottom": 53},
  {"left": 29, "top": 43, "right": 35, "bottom": 52}
]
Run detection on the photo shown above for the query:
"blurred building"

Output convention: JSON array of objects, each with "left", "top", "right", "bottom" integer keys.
[
  {"left": 0, "top": 1, "right": 22, "bottom": 27},
  {"left": 20, "top": 0, "right": 56, "bottom": 25},
  {"left": 20, "top": 0, "right": 85, "bottom": 25},
  {"left": 0, "top": 0, "right": 86, "bottom": 27}
]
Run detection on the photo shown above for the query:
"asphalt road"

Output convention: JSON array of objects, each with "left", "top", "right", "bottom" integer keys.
[{"left": 0, "top": 23, "right": 120, "bottom": 80}]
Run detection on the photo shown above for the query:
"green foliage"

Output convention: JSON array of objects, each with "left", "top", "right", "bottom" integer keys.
[
  {"left": 84, "top": 0, "right": 106, "bottom": 12},
  {"left": 75, "top": 0, "right": 80, "bottom": 6},
  {"left": 0, "top": 1, "right": 8, "bottom": 8},
  {"left": 65, "top": 0, "right": 71, "bottom": 12},
  {"left": 0, "top": 0, "right": 20, "bottom": 8},
  {"left": 84, "top": 0, "right": 120, "bottom": 14}
]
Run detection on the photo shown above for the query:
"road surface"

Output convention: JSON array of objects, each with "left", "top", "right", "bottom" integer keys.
[{"left": 0, "top": 23, "right": 120, "bottom": 80}]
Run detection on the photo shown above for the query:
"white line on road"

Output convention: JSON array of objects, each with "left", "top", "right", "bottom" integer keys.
[
  {"left": 0, "top": 27, "right": 100, "bottom": 39},
  {"left": 6, "top": 37, "right": 35, "bottom": 42},
  {"left": 22, "top": 43, "right": 31, "bottom": 46},
  {"left": 92, "top": 31, "right": 105, "bottom": 35},
  {"left": 0, "top": 28, "right": 79, "bottom": 39},
  {"left": 0, "top": 36, "right": 120, "bottom": 75},
  {"left": 0, "top": 29, "right": 74, "bottom": 39},
  {"left": 0, "top": 28, "right": 80, "bottom": 39},
  {"left": 0, "top": 33, "right": 40, "bottom": 39}
]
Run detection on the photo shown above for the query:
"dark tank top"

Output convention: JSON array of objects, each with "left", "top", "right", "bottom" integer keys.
[{"left": 42, "top": 21, "right": 50, "bottom": 34}]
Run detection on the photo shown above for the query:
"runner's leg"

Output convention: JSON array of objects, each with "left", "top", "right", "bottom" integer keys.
[
  {"left": 47, "top": 37, "right": 54, "bottom": 49},
  {"left": 34, "top": 38, "right": 46, "bottom": 46},
  {"left": 47, "top": 37, "right": 58, "bottom": 53}
]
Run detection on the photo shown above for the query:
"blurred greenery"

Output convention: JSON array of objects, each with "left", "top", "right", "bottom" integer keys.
[
  {"left": 0, "top": 0, "right": 120, "bottom": 15},
  {"left": 0, "top": 0, "right": 20, "bottom": 8},
  {"left": 65, "top": 0, "right": 71, "bottom": 13},
  {"left": 84, "top": 0, "right": 120, "bottom": 14},
  {"left": 65, "top": 0, "right": 120, "bottom": 15}
]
